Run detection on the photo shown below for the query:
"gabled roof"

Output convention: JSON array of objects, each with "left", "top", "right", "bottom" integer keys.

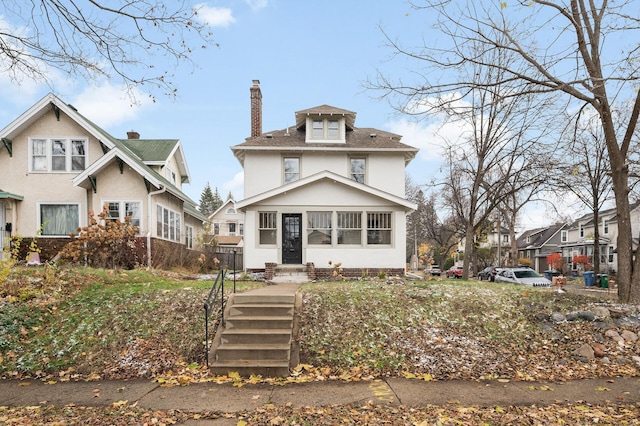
[
  {"left": 208, "top": 198, "right": 238, "bottom": 220},
  {"left": 120, "top": 138, "right": 190, "bottom": 183},
  {"left": 568, "top": 200, "right": 640, "bottom": 229},
  {"left": 1, "top": 93, "right": 195, "bottom": 206},
  {"left": 517, "top": 222, "right": 568, "bottom": 250},
  {"left": 236, "top": 170, "right": 417, "bottom": 211}
]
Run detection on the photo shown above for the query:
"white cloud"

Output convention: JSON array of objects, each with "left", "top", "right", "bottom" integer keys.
[
  {"left": 195, "top": 4, "right": 236, "bottom": 27},
  {"left": 70, "top": 84, "right": 152, "bottom": 128},
  {"left": 245, "top": 0, "right": 268, "bottom": 11},
  {"left": 223, "top": 171, "right": 244, "bottom": 199}
]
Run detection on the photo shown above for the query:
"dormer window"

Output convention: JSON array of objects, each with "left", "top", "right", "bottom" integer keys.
[{"left": 307, "top": 117, "right": 344, "bottom": 142}]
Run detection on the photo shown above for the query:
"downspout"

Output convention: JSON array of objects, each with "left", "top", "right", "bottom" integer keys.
[{"left": 147, "top": 185, "right": 167, "bottom": 269}]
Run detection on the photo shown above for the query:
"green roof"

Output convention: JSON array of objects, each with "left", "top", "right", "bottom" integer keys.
[
  {"left": 0, "top": 190, "right": 23, "bottom": 200},
  {"left": 120, "top": 139, "right": 179, "bottom": 162}
]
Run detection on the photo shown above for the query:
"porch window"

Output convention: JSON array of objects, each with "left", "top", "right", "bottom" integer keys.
[
  {"left": 40, "top": 203, "right": 79, "bottom": 236},
  {"left": 307, "top": 211, "right": 332, "bottom": 245},
  {"left": 259, "top": 211, "right": 277, "bottom": 244},
  {"left": 283, "top": 157, "right": 300, "bottom": 183},
  {"left": 337, "top": 211, "right": 362, "bottom": 245},
  {"left": 367, "top": 212, "right": 392, "bottom": 245}
]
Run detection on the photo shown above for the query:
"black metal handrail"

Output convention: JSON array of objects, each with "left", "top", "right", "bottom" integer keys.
[
  {"left": 203, "top": 268, "right": 225, "bottom": 367},
  {"left": 203, "top": 250, "right": 240, "bottom": 367}
]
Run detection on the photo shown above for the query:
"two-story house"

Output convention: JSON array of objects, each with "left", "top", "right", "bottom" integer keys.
[
  {"left": 231, "top": 81, "right": 418, "bottom": 278},
  {"left": 208, "top": 198, "right": 244, "bottom": 248},
  {"left": 560, "top": 201, "right": 640, "bottom": 273},
  {"left": 0, "top": 93, "right": 205, "bottom": 265},
  {"left": 517, "top": 222, "right": 569, "bottom": 273}
]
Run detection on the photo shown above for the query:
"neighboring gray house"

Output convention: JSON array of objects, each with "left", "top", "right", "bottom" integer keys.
[{"left": 517, "top": 222, "right": 569, "bottom": 273}]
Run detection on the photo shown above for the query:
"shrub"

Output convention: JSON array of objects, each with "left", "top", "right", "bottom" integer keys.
[
  {"left": 518, "top": 257, "right": 533, "bottom": 268},
  {"left": 59, "top": 208, "right": 142, "bottom": 269}
]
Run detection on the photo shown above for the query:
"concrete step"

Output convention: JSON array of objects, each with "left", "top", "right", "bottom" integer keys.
[
  {"left": 214, "top": 343, "right": 291, "bottom": 361},
  {"left": 230, "top": 303, "right": 294, "bottom": 317},
  {"left": 225, "top": 315, "right": 293, "bottom": 330},
  {"left": 210, "top": 359, "right": 290, "bottom": 377},
  {"left": 221, "top": 329, "right": 292, "bottom": 345},
  {"left": 232, "top": 294, "right": 296, "bottom": 305}
]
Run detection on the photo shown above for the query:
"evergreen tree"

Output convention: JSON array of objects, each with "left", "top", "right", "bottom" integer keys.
[
  {"left": 226, "top": 191, "right": 235, "bottom": 201},
  {"left": 198, "top": 183, "right": 216, "bottom": 217},
  {"left": 212, "top": 187, "right": 223, "bottom": 212}
]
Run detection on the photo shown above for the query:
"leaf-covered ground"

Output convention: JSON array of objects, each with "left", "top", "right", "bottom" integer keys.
[{"left": 2, "top": 267, "right": 640, "bottom": 424}]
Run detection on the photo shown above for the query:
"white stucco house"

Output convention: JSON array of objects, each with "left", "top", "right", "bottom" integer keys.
[
  {"left": 0, "top": 93, "right": 206, "bottom": 265},
  {"left": 231, "top": 81, "right": 418, "bottom": 279}
]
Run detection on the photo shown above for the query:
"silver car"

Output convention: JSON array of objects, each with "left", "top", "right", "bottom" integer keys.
[{"left": 494, "top": 268, "right": 551, "bottom": 287}]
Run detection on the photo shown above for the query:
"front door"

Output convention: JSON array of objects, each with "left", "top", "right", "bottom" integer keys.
[{"left": 282, "top": 214, "right": 302, "bottom": 264}]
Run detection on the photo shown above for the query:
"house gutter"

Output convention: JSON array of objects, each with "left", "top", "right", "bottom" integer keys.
[{"left": 147, "top": 184, "right": 167, "bottom": 269}]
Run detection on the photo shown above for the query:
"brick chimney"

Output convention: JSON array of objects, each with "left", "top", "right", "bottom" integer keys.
[
  {"left": 250, "top": 80, "right": 262, "bottom": 137},
  {"left": 127, "top": 130, "right": 140, "bottom": 139}
]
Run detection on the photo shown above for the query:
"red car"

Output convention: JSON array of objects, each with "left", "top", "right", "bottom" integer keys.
[{"left": 446, "top": 266, "right": 464, "bottom": 279}]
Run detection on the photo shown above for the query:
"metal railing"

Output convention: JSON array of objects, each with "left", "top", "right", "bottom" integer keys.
[{"left": 203, "top": 250, "right": 239, "bottom": 367}]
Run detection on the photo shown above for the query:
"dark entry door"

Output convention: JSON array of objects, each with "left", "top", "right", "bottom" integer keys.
[{"left": 282, "top": 214, "right": 302, "bottom": 264}]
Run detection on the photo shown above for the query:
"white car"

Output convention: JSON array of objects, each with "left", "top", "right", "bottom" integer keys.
[{"left": 494, "top": 268, "right": 551, "bottom": 287}]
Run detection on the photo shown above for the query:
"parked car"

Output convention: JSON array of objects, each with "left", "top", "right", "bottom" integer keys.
[
  {"left": 494, "top": 267, "right": 552, "bottom": 287},
  {"left": 425, "top": 266, "right": 442, "bottom": 276},
  {"left": 445, "top": 266, "right": 464, "bottom": 279},
  {"left": 478, "top": 266, "right": 499, "bottom": 282}
]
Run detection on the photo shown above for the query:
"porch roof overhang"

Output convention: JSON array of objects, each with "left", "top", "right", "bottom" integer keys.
[{"left": 0, "top": 190, "right": 23, "bottom": 201}]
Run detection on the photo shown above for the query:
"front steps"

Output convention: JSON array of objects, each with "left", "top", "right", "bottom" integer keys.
[{"left": 209, "top": 287, "right": 300, "bottom": 377}]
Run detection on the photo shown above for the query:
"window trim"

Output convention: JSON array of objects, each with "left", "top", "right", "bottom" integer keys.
[
  {"left": 367, "top": 212, "right": 392, "bottom": 245},
  {"left": 561, "top": 230, "right": 568, "bottom": 243},
  {"left": 603, "top": 219, "right": 609, "bottom": 234},
  {"left": 185, "top": 225, "right": 194, "bottom": 249},
  {"left": 102, "top": 200, "right": 142, "bottom": 230},
  {"left": 29, "top": 137, "right": 88, "bottom": 173},
  {"left": 156, "top": 204, "right": 182, "bottom": 243},
  {"left": 38, "top": 202, "right": 81, "bottom": 237},
  {"left": 283, "top": 157, "right": 300, "bottom": 184},
  {"left": 258, "top": 211, "right": 277, "bottom": 245},
  {"left": 307, "top": 211, "right": 332, "bottom": 245},
  {"left": 306, "top": 117, "right": 345, "bottom": 143},
  {"left": 349, "top": 157, "right": 366, "bottom": 184},
  {"left": 337, "top": 211, "right": 362, "bottom": 245}
]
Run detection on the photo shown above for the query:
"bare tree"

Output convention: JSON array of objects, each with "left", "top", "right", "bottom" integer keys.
[
  {"left": 551, "top": 112, "right": 613, "bottom": 274},
  {"left": 371, "top": 0, "right": 640, "bottom": 302},
  {"left": 0, "top": 0, "right": 215, "bottom": 97}
]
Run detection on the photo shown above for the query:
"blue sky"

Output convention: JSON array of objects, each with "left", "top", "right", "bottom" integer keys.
[{"left": 0, "top": 0, "right": 569, "bottom": 229}]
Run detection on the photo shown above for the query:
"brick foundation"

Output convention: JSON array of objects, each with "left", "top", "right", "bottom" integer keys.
[{"left": 264, "top": 262, "right": 277, "bottom": 280}]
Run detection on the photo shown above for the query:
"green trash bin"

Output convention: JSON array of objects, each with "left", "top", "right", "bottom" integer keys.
[{"left": 600, "top": 274, "right": 609, "bottom": 288}]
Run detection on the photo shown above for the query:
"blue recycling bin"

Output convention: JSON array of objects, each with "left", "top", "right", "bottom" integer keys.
[
  {"left": 544, "top": 270, "right": 552, "bottom": 280},
  {"left": 583, "top": 271, "right": 595, "bottom": 287}
]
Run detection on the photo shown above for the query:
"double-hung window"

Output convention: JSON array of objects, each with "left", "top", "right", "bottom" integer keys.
[
  {"left": 30, "top": 138, "right": 87, "bottom": 172},
  {"left": 337, "top": 211, "right": 362, "bottom": 245},
  {"left": 307, "top": 212, "right": 332, "bottom": 245},
  {"left": 603, "top": 219, "right": 609, "bottom": 234},
  {"left": 561, "top": 230, "right": 568, "bottom": 243},
  {"left": 156, "top": 205, "right": 181, "bottom": 242},
  {"left": 259, "top": 211, "right": 277, "bottom": 244},
  {"left": 284, "top": 157, "right": 300, "bottom": 183},
  {"left": 367, "top": 212, "right": 392, "bottom": 245},
  {"left": 350, "top": 158, "right": 366, "bottom": 183},
  {"left": 229, "top": 222, "right": 237, "bottom": 235},
  {"left": 40, "top": 203, "right": 80, "bottom": 236},
  {"left": 104, "top": 201, "right": 141, "bottom": 228}
]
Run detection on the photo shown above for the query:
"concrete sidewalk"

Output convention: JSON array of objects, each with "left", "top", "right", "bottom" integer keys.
[{"left": 1, "top": 376, "right": 638, "bottom": 413}]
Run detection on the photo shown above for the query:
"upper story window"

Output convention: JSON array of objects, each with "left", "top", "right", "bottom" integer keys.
[
  {"left": 350, "top": 158, "right": 366, "bottom": 183},
  {"left": 307, "top": 118, "right": 343, "bottom": 142},
  {"left": 579, "top": 224, "right": 584, "bottom": 238},
  {"left": 229, "top": 222, "right": 237, "bottom": 235},
  {"left": 30, "top": 138, "right": 87, "bottom": 172},
  {"left": 284, "top": 157, "right": 300, "bottom": 183},
  {"left": 165, "top": 167, "right": 177, "bottom": 185},
  {"left": 227, "top": 208, "right": 236, "bottom": 214},
  {"left": 502, "top": 234, "right": 509, "bottom": 243},
  {"left": 239, "top": 223, "right": 244, "bottom": 235},
  {"left": 561, "top": 230, "right": 568, "bottom": 242},
  {"left": 603, "top": 219, "right": 609, "bottom": 234}
]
